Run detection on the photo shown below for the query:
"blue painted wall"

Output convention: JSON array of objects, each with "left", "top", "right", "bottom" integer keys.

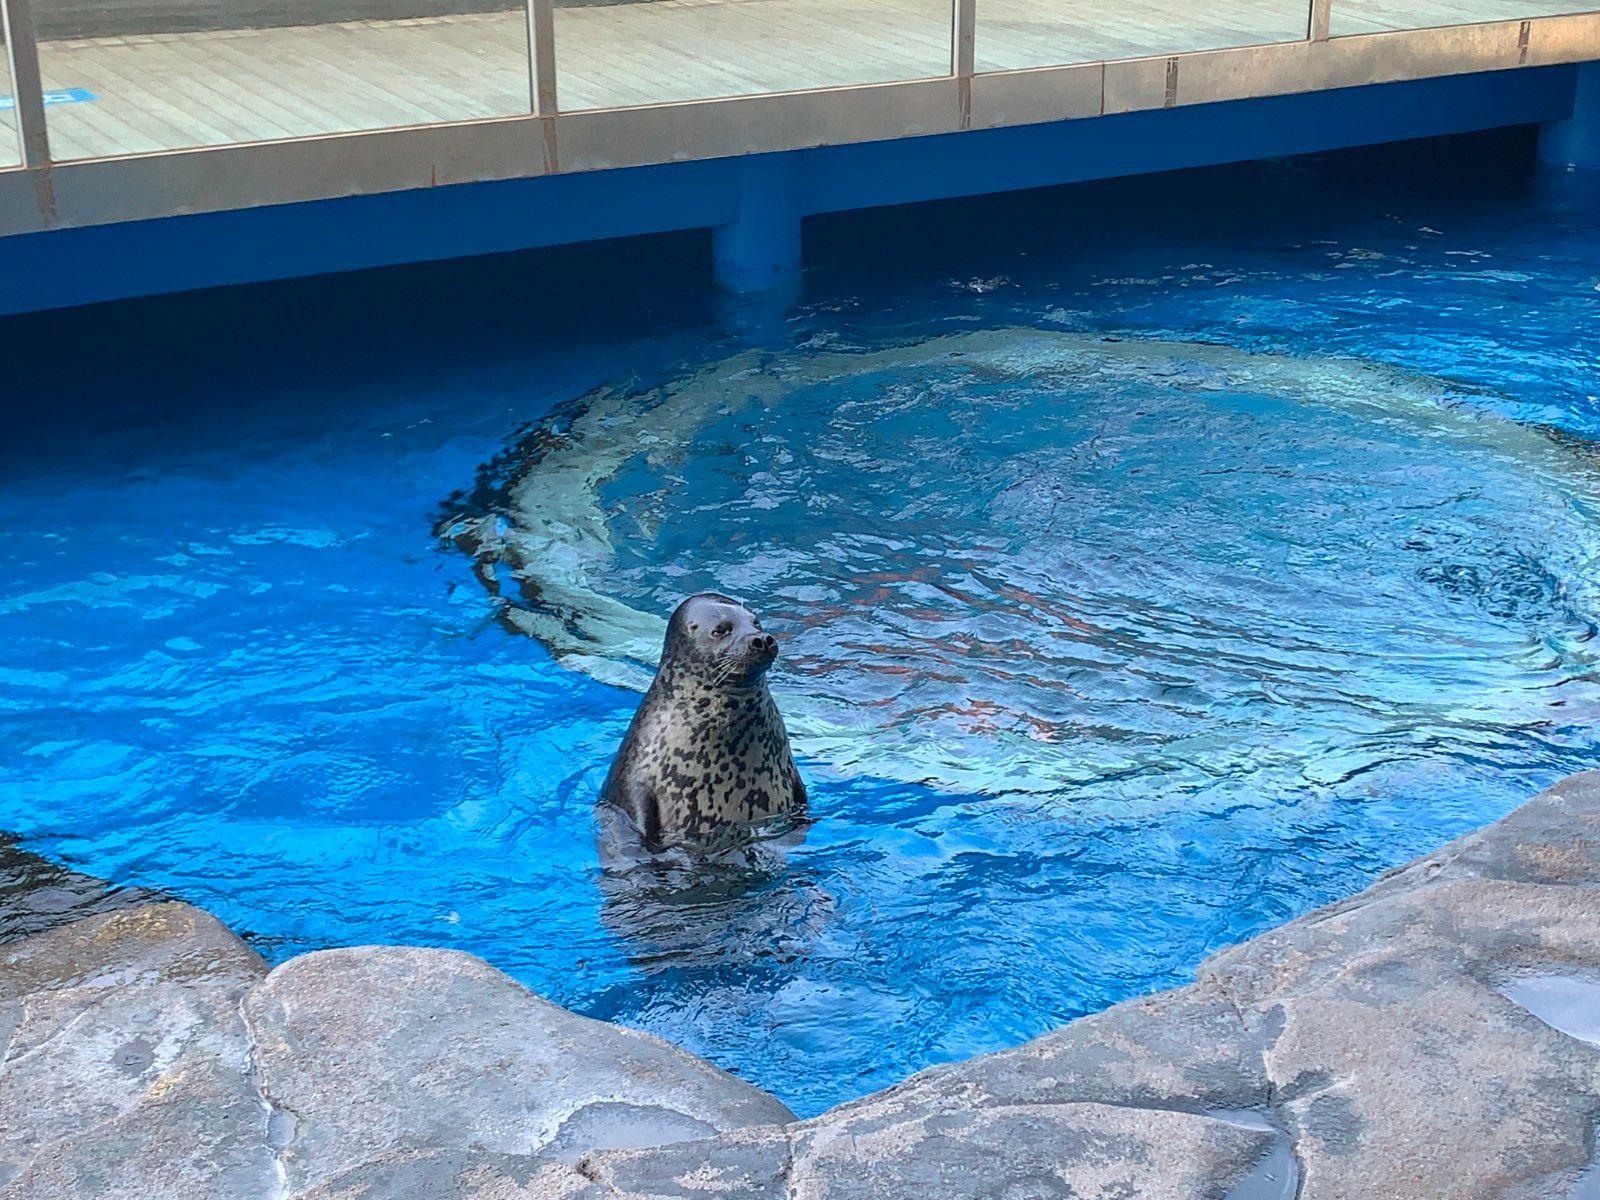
[{"left": 0, "top": 65, "right": 1581, "bottom": 316}]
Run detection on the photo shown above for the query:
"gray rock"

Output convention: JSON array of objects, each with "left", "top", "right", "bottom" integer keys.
[
  {"left": 575, "top": 1125, "right": 793, "bottom": 1200},
  {"left": 817, "top": 981, "right": 1271, "bottom": 1123},
  {"left": 563, "top": 1104, "right": 1283, "bottom": 1200},
  {"left": 239, "top": 945, "right": 795, "bottom": 1197},
  {"left": 0, "top": 896, "right": 261, "bottom": 1000},
  {"left": 0, "top": 902, "right": 274, "bottom": 1199},
  {"left": 1201, "top": 878, "right": 1600, "bottom": 1198},
  {"left": 551, "top": 772, "right": 1600, "bottom": 1200},
  {"left": 0, "top": 906, "right": 792, "bottom": 1200},
  {"left": 297, "top": 1148, "right": 591, "bottom": 1200},
  {"left": 789, "top": 1102, "right": 1276, "bottom": 1200}
]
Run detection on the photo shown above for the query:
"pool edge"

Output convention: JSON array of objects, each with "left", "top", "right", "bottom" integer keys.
[{"left": 2, "top": 770, "right": 1598, "bottom": 1197}]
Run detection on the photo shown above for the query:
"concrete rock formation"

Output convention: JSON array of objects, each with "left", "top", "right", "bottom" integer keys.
[
  {"left": 4, "top": 772, "right": 1600, "bottom": 1198},
  {"left": 241, "top": 945, "right": 795, "bottom": 1197},
  {"left": 0, "top": 903, "right": 275, "bottom": 1198},
  {"left": 0, "top": 907, "right": 791, "bottom": 1199}
]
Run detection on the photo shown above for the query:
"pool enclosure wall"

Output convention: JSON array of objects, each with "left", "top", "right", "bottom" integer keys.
[{"left": 3, "top": 0, "right": 1600, "bottom": 310}]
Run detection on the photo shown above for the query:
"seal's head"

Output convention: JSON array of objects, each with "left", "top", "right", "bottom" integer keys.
[{"left": 662, "top": 592, "right": 779, "bottom": 690}]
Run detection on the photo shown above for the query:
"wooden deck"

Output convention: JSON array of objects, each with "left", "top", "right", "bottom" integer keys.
[{"left": 4, "top": 0, "right": 1594, "bottom": 162}]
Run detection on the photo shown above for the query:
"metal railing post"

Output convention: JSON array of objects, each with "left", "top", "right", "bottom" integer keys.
[
  {"left": 1308, "top": 0, "right": 1332, "bottom": 41},
  {"left": 526, "top": 0, "right": 557, "bottom": 116},
  {"left": 952, "top": 0, "right": 976, "bottom": 128},
  {"left": 1, "top": 0, "right": 52, "bottom": 168},
  {"left": 525, "top": 0, "right": 558, "bottom": 169}
]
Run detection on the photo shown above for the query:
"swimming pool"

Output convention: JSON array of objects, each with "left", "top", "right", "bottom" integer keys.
[{"left": 3, "top": 129, "right": 1598, "bottom": 1116}]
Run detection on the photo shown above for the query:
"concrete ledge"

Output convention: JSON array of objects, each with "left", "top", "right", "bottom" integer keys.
[
  {"left": 0, "top": 67, "right": 1579, "bottom": 315},
  {"left": 2, "top": 772, "right": 1598, "bottom": 1198}
]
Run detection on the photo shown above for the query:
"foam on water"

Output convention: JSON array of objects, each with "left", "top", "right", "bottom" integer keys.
[{"left": 447, "top": 329, "right": 1600, "bottom": 803}]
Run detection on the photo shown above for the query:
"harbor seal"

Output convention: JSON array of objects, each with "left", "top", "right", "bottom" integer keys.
[{"left": 600, "top": 593, "right": 807, "bottom": 849}]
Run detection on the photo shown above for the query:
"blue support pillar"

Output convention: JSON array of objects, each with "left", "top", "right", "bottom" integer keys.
[
  {"left": 712, "top": 154, "right": 803, "bottom": 294},
  {"left": 1539, "top": 61, "right": 1600, "bottom": 169}
]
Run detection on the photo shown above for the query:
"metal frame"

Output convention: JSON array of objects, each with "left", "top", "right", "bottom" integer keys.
[
  {"left": 527, "top": 0, "right": 557, "bottom": 115},
  {"left": 952, "top": 0, "right": 978, "bottom": 128},
  {"left": 526, "top": 0, "right": 559, "bottom": 169},
  {"left": 1309, "top": 0, "right": 1333, "bottom": 42},
  {"left": 3, "top": 3, "right": 1600, "bottom": 239},
  {"left": 1, "top": 0, "right": 51, "bottom": 169}
]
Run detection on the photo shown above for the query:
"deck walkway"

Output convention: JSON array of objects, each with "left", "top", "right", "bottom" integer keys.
[{"left": 0, "top": 0, "right": 1591, "bottom": 163}]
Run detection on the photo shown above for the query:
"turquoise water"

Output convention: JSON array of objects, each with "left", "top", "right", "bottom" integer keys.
[{"left": 3, "top": 131, "right": 1600, "bottom": 1115}]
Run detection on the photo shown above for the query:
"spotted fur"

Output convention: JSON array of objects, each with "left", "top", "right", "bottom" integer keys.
[{"left": 601, "top": 593, "right": 807, "bottom": 848}]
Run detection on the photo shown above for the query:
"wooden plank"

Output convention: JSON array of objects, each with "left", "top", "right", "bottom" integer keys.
[{"left": 40, "top": 42, "right": 239, "bottom": 150}]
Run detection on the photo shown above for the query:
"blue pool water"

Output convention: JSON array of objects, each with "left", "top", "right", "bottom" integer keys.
[{"left": 4, "top": 130, "right": 1600, "bottom": 1115}]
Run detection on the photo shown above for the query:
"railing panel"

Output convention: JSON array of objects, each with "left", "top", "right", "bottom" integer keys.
[
  {"left": 975, "top": 0, "right": 1317, "bottom": 74},
  {"left": 551, "top": 0, "right": 952, "bottom": 111},
  {"left": 28, "top": 0, "right": 536, "bottom": 160},
  {"left": 1, "top": 0, "right": 22, "bottom": 166},
  {"left": 1331, "top": 0, "right": 1598, "bottom": 36},
  {"left": 0, "top": 35, "right": 16, "bottom": 168}
]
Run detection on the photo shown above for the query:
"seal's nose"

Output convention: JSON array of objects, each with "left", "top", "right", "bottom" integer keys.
[{"left": 754, "top": 634, "right": 777, "bottom": 654}]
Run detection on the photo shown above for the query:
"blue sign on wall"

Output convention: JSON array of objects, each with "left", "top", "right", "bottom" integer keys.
[{"left": 0, "top": 87, "right": 96, "bottom": 111}]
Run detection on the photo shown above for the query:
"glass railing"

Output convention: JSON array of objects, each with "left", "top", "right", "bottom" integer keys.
[
  {"left": 0, "top": 0, "right": 1592, "bottom": 168},
  {"left": 976, "top": 0, "right": 1315, "bottom": 74},
  {"left": 554, "top": 0, "right": 954, "bottom": 109},
  {"left": 1330, "top": 0, "right": 1596, "bottom": 35},
  {"left": 2, "top": 20, "right": 19, "bottom": 165},
  {"left": 28, "top": 0, "right": 533, "bottom": 157}
]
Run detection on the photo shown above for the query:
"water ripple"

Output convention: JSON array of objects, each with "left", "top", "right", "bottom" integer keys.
[{"left": 448, "top": 329, "right": 1600, "bottom": 805}]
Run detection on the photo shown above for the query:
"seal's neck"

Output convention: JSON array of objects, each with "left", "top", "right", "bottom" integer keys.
[{"left": 654, "top": 663, "right": 767, "bottom": 720}]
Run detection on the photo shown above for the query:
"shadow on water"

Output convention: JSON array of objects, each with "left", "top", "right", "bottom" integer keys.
[
  {"left": 0, "top": 835, "right": 159, "bottom": 945},
  {"left": 0, "top": 228, "right": 719, "bottom": 469},
  {"left": 803, "top": 124, "right": 1547, "bottom": 296},
  {"left": 0, "top": 125, "right": 1558, "bottom": 429}
]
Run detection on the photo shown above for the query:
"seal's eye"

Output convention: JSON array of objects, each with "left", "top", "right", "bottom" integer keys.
[{"left": 713, "top": 622, "right": 732, "bottom": 639}]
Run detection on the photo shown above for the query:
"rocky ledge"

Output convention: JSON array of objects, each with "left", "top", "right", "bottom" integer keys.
[{"left": 4, "top": 773, "right": 1600, "bottom": 1199}]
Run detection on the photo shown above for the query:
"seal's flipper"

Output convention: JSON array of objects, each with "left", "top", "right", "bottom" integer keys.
[
  {"left": 614, "top": 774, "right": 661, "bottom": 848},
  {"left": 788, "top": 760, "right": 808, "bottom": 811}
]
